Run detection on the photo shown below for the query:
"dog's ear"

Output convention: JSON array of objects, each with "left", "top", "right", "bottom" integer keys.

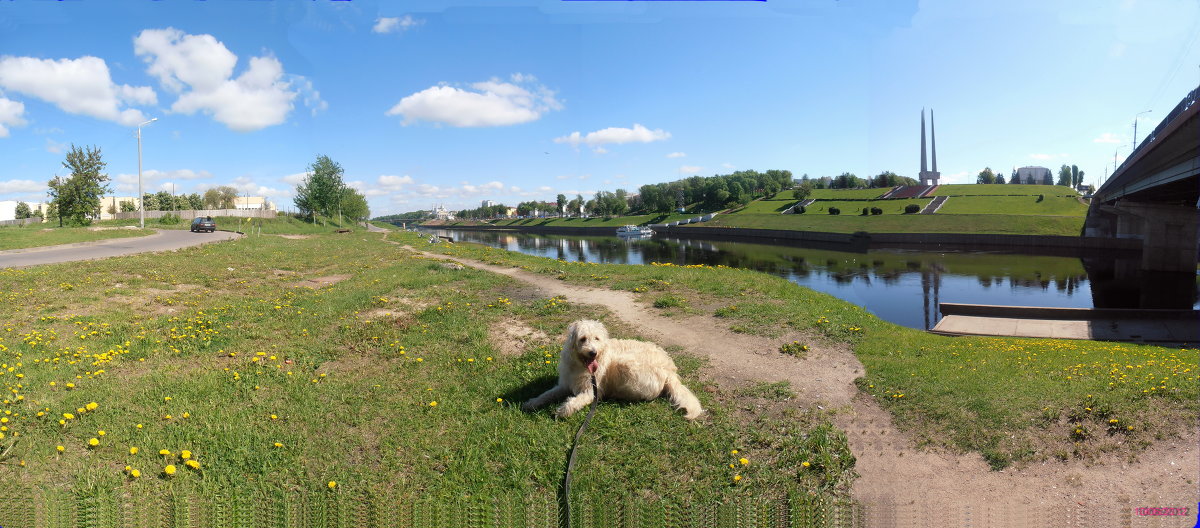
[{"left": 562, "top": 321, "right": 579, "bottom": 352}]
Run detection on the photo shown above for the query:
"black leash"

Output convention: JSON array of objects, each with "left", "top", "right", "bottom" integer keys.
[{"left": 561, "top": 374, "right": 599, "bottom": 528}]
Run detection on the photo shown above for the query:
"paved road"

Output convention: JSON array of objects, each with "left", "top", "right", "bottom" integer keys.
[{"left": 0, "top": 229, "right": 241, "bottom": 269}]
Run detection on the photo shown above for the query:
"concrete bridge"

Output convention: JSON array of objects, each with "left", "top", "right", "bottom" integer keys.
[{"left": 1083, "top": 84, "right": 1199, "bottom": 272}]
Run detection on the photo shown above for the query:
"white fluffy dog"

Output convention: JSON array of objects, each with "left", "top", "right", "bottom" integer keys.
[{"left": 521, "top": 319, "right": 705, "bottom": 420}]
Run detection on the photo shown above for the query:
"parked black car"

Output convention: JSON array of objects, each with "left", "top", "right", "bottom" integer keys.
[{"left": 190, "top": 216, "right": 216, "bottom": 233}]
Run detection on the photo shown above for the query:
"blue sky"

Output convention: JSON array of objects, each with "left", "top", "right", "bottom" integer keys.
[{"left": 1, "top": 0, "right": 1198, "bottom": 216}]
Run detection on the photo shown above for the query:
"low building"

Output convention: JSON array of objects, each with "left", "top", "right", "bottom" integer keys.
[
  {"left": 99, "top": 196, "right": 140, "bottom": 219},
  {"left": 1012, "top": 166, "right": 1051, "bottom": 185},
  {"left": 0, "top": 200, "right": 46, "bottom": 222},
  {"left": 235, "top": 196, "right": 276, "bottom": 211}
]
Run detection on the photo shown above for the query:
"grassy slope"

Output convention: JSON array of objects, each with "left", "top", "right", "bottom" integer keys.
[
  {"left": 0, "top": 226, "right": 155, "bottom": 252},
  {"left": 803, "top": 199, "right": 932, "bottom": 215},
  {"left": 417, "top": 235, "right": 1197, "bottom": 470},
  {"left": 0, "top": 232, "right": 853, "bottom": 505},
  {"left": 698, "top": 213, "right": 1085, "bottom": 236},
  {"left": 94, "top": 215, "right": 360, "bottom": 235},
  {"left": 936, "top": 196, "right": 1086, "bottom": 216},
  {"left": 931, "top": 184, "right": 1079, "bottom": 196},
  {"left": 489, "top": 213, "right": 698, "bottom": 227}
]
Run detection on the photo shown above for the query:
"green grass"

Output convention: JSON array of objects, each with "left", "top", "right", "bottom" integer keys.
[
  {"left": 802, "top": 199, "right": 931, "bottom": 215},
  {"left": 699, "top": 212, "right": 1085, "bottom": 235},
  {"left": 0, "top": 225, "right": 155, "bottom": 251},
  {"left": 0, "top": 232, "right": 855, "bottom": 512},
  {"left": 935, "top": 196, "right": 1087, "bottom": 216},
  {"left": 417, "top": 237, "right": 1198, "bottom": 470},
  {"left": 93, "top": 215, "right": 360, "bottom": 235},
  {"left": 804, "top": 188, "right": 888, "bottom": 200},
  {"left": 931, "top": 184, "right": 1080, "bottom": 197}
]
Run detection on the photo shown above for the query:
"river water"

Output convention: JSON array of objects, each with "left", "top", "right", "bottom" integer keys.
[{"left": 418, "top": 228, "right": 1199, "bottom": 330}]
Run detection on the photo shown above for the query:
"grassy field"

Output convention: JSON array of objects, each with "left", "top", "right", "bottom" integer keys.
[
  {"left": 935, "top": 196, "right": 1087, "bottom": 216},
  {"left": 0, "top": 226, "right": 155, "bottom": 252},
  {"left": 0, "top": 230, "right": 856, "bottom": 519},
  {"left": 699, "top": 213, "right": 1085, "bottom": 235},
  {"left": 419, "top": 236, "right": 1198, "bottom": 471},
  {"left": 802, "top": 199, "right": 932, "bottom": 216},
  {"left": 803, "top": 189, "right": 888, "bottom": 200},
  {"left": 931, "top": 184, "right": 1080, "bottom": 197},
  {"left": 94, "top": 215, "right": 361, "bottom": 235}
]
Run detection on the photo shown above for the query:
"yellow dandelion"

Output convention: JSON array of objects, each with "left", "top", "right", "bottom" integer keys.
[
  {"left": 130, "top": 446, "right": 139, "bottom": 455},
  {"left": 429, "top": 401, "right": 438, "bottom": 407},
  {"left": 159, "top": 449, "right": 171, "bottom": 456},
  {"left": 164, "top": 465, "right": 176, "bottom": 476},
  {"left": 327, "top": 481, "right": 337, "bottom": 489},
  {"left": 802, "top": 461, "right": 811, "bottom": 468},
  {"left": 85, "top": 402, "right": 98, "bottom": 411},
  {"left": 56, "top": 445, "right": 65, "bottom": 453},
  {"left": 739, "top": 458, "right": 749, "bottom": 465},
  {"left": 185, "top": 460, "right": 200, "bottom": 469},
  {"left": 88, "top": 438, "right": 99, "bottom": 447},
  {"left": 274, "top": 442, "right": 283, "bottom": 448},
  {"left": 732, "top": 475, "right": 742, "bottom": 482},
  {"left": 180, "top": 450, "right": 192, "bottom": 460},
  {"left": 130, "top": 469, "right": 141, "bottom": 478}
]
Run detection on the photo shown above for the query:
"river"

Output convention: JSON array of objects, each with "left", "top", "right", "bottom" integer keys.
[{"left": 417, "top": 228, "right": 1199, "bottom": 330}]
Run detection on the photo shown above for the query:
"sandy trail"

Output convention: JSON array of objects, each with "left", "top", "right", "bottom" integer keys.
[{"left": 404, "top": 243, "right": 1197, "bottom": 527}]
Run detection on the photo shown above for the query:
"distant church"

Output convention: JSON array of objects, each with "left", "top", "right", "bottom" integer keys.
[{"left": 918, "top": 109, "right": 940, "bottom": 186}]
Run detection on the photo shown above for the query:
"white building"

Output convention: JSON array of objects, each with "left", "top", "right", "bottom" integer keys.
[
  {"left": 234, "top": 196, "right": 276, "bottom": 211},
  {"left": 1012, "top": 166, "right": 1051, "bottom": 185},
  {"left": 482, "top": 200, "right": 496, "bottom": 208},
  {"left": 433, "top": 204, "right": 455, "bottom": 221},
  {"left": 0, "top": 200, "right": 46, "bottom": 222}
]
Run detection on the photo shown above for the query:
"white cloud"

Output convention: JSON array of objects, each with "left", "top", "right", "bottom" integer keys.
[
  {"left": 555, "top": 175, "right": 570, "bottom": 180},
  {"left": 0, "top": 96, "right": 26, "bottom": 137},
  {"left": 554, "top": 123, "right": 670, "bottom": 151},
  {"left": 134, "top": 28, "right": 323, "bottom": 132},
  {"left": 679, "top": 165, "right": 703, "bottom": 174},
  {"left": 1093, "top": 132, "right": 1122, "bottom": 144},
  {"left": 593, "top": 146, "right": 608, "bottom": 154},
  {"left": 373, "top": 15, "right": 423, "bottom": 34},
  {"left": 114, "top": 169, "right": 214, "bottom": 193},
  {"left": 0, "top": 179, "right": 44, "bottom": 194},
  {"left": 280, "top": 172, "right": 309, "bottom": 185},
  {"left": 386, "top": 75, "right": 561, "bottom": 127},
  {"left": 0, "top": 56, "right": 152, "bottom": 126},
  {"left": 721, "top": 162, "right": 736, "bottom": 170},
  {"left": 228, "top": 175, "right": 289, "bottom": 198},
  {"left": 378, "top": 174, "right": 414, "bottom": 189},
  {"left": 45, "top": 138, "right": 65, "bottom": 153},
  {"left": 666, "top": 152, "right": 686, "bottom": 158}
]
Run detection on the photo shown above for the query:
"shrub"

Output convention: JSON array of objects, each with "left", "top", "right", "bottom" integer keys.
[
  {"left": 1036, "top": 194, "right": 1045, "bottom": 202},
  {"left": 871, "top": 207, "right": 883, "bottom": 215},
  {"left": 904, "top": 204, "right": 920, "bottom": 214},
  {"left": 861, "top": 207, "right": 869, "bottom": 216},
  {"left": 158, "top": 213, "right": 180, "bottom": 225},
  {"left": 828, "top": 207, "right": 840, "bottom": 215},
  {"left": 795, "top": 205, "right": 806, "bottom": 214}
]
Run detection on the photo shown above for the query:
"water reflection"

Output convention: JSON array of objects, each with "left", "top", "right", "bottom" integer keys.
[{"left": 420, "top": 229, "right": 1198, "bottom": 330}]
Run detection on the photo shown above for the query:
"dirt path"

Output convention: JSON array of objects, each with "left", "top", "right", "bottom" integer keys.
[{"left": 404, "top": 244, "right": 1197, "bottom": 527}]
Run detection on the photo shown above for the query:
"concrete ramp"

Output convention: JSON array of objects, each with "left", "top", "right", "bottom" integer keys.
[{"left": 931, "top": 303, "right": 1199, "bottom": 344}]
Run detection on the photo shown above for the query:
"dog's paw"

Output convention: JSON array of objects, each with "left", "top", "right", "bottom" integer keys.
[
  {"left": 553, "top": 405, "right": 574, "bottom": 419},
  {"left": 520, "top": 401, "right": 536, "bottom": 413}
]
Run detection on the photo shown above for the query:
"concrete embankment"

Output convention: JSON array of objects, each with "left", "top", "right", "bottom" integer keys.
[
  {"left": 932, "top": 303, "right": 1199, "bottom": 343},
  {"left": 425, "top": 222, "right": 1144, "bottom": 252}
]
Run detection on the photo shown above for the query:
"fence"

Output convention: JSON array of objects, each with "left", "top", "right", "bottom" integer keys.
[
  {"left": 0, "top": 217, "right": 44, "bottom": 227},
  {"left": 111, "top": 209, "right": 277, "bottom": 220}
]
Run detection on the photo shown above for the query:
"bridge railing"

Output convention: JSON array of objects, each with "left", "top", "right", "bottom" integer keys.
[{"left": 1114, "top": 83, "right": 1198, "bottom": 176}]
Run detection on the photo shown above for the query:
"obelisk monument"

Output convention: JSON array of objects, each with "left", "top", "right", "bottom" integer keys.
[{"left": 919, "top": 109, "right": 941, "bottom": 186}]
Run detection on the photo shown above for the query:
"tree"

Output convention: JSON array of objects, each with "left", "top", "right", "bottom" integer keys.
[
  {"left": 1057, "top": 165, "right": 1072, "bottom": 186},
  {"left": 154, "top": 190, "right": 175, "bottom": 211},
  {"left": 120, "top": 200, "right": 137, "bottom": 212},
  {"left": 203, "top": 186, "right": 239, "bottom": 209},
  {"left": 1070, "top": 165, "right": 1084, "bottom": 189},
  {"left": 293, "top": 155, "right": 345, "bottom": 221},
  {"left": 995, "top": 174, "right": 1005, "bottom": 184},
  {"left": 339, "top": 187, "right": 369, "bottom": 222},
  {"left": 185, "top": 193, "right": 203, "bottom": 210},
  {"left": 48, "top": 144, "right": 110, "bottom": 226},
  {"left": 1042, "top": 172, "right": 1053, "bottom": 185},
  {"left": 976, "top": 167, "right": 997, "bottom": 184},
  {"left": 14, "top": 201, "right": 31, "bottom": 219},
  {"left": 141, "top": 193, "right": 159, "bottom": 212},
  {"left": 556, "top": 194, "right": 567, "bottom": 215}
]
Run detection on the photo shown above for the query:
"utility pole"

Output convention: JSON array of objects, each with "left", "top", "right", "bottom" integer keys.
[
  {"left": 1132, "top": 110, "right": 1152, "bottom": 153},
  {"left": 136, "top": 118, "right": 157, "bottom": 228}
]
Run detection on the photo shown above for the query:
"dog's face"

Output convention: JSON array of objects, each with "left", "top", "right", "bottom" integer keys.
[{"left": 565, "top": 319, "right": 608, "bottom": 373}]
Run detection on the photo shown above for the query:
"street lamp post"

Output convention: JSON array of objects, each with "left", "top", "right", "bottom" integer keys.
[
  {"left": 136, "top": 118, "right": 157, "bottom": 229},
  {"left": 1132, "top": 110, "right": 1151, "bottom": 153}
]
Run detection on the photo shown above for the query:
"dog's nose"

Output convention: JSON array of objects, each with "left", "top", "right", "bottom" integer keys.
[{"left": 586, "top": 351, "right": 597, "bottom": 359}]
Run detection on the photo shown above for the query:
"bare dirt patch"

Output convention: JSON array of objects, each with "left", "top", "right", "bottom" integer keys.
[
  {"left": 294, "top": 274, "right": 352, "bottom": 288},
  {"left": 275, "top": 234, "right": 311, "bottom": 240},
  {"left": 410, "top": 247, "right": 1200, "bottom": 525},
  {"left": 488, "top": 317, "right": 554, "bottom": 356}
]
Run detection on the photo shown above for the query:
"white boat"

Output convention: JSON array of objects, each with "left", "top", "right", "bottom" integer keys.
[{"left": 616, "top": 225, "right": 654, "bottom": 237}]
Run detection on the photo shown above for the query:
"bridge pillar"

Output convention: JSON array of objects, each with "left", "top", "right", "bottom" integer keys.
[{"left": 1115, "top": 201, "right": 1199, "bottom": 273}]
